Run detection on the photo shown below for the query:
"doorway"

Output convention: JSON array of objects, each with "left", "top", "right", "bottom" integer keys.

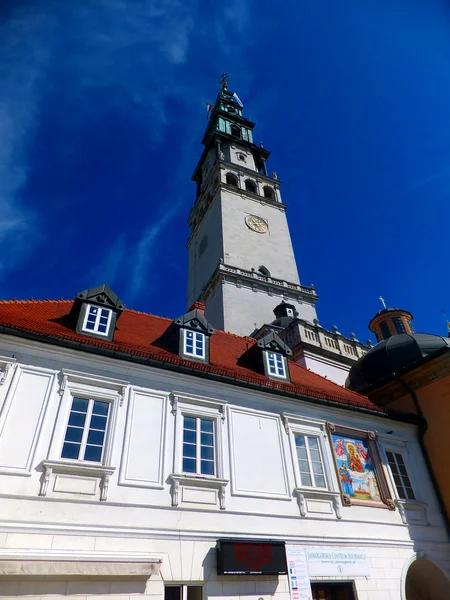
[
  {"left": 405, "top": 558, "right": 450, "bottom": 600},
  {"left": 311, "top": 582, "right": 356, "bottom": 600}
]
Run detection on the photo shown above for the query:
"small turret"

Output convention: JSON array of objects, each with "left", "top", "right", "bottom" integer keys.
[{"left": 368, "top": 304, "right": 415, "bottom": 343}]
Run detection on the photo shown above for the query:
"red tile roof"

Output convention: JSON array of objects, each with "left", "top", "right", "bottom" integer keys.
[{"left": 0, "top": 299, "right": 385, "bottom": 414}]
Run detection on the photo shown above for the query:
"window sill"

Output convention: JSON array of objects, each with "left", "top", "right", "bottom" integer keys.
[
  {"left": 169, "top": 474, "right": 229, "bottom": 510},
  {"left": 40, "top": 460, "right": 116, "bottom": 501},
  {"left": 294, "top": 487, "right": 342, "bottom": 519},
  {"left": 394, "top": 498, "right": 429, "bottom": 525}
]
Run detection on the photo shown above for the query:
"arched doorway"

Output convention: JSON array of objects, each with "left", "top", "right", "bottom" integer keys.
[{"left": 405, "top": 558, "right": 450, "bottom": 600}]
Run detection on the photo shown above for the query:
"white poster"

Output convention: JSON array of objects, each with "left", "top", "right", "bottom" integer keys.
[
  {"left": 285, "top": 545, "right": 313, "bottom": 600},
  {"left": 306, "top": 548, "right": 370, "bottom": 577}
]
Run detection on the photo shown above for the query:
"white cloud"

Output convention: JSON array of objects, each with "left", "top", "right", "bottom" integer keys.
[
  {"left": 0, "top": 7, "right": 58, "bottom": 276},
  {"left": 0, "top": 0, "right": 251, "bottom": 289}
]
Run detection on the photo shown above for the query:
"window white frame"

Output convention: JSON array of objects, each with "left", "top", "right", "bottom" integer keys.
[
  {"left": 61, "top": 396, "right": 111, "bottom": 464},
  {"left": 385, "top": 449, "right": 416, "bottom": 501},
  {"left": 183, "top": 329, "right": 206, "bottom": 359},
  {"left": 383, "top": 444, "right": 419, "bottom": 503},
  {"left": 171, "top": 392, "right": 226, "bottom": 480},
  {"left": 283, "top": 414, "right": 341, "bottom": 518},
  {"left": 48, "top": 369, "right": 128, "bottom": 468},
  {"left": 293, "top": 432, "right": 327, "bottom": 489},
  {"left": 82, "top": 304, "right": 113, "bottom": 336},
  {"left": 265, "top": 351, "right": 287, "bottom": 379},
  {"left": 181, "top": 414, "right": 215, "bottom": 476}
]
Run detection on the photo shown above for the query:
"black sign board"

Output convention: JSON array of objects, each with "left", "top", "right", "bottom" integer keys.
[{"left": 216, "top": 539, "right": 287, "bottom": 575}]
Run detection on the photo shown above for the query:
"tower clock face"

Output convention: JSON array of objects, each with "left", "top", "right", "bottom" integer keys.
[{"left": 245, "top": 215, "right": 268, "bottom": 234}]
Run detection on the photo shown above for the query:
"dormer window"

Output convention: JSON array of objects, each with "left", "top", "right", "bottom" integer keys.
[
  {"left": 161, "top": 302, "right": 215, "bottom": 363},
  {"left": 241, "top": 331, "right": 292, "bottom": 381},
  {"left": 72, "top": 284, "right": 125, "bottom": 342},
  {"left": 265, "top": 351, "right": 287, "bottom": 379},
  {"left": 82, "top": 305, "right": 112, "bottom": 336},
  {"left": 183, "top": 329, "right": 205, "bottom": 359}
]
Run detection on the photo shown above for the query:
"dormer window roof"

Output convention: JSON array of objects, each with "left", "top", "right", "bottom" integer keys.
[
  {"left": 257, "top": 332, "right": 292, "bottom": 381},
  {"left": 72, "top": 284, "right": 125, "bottom": 342},
  {"left": 239, "top": 331, "right": 292, "bottom": 382},
  {"left": 161, "top": 302, "right": 215, "bottom": 363}
]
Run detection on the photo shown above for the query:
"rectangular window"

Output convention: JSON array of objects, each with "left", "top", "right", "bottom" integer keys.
[
  {"left": 184, "top": 330, "right": 205, "bottom": 359},
  {"left": 406, "top": 319, "right": 415, "bottom": 333},
  {"left": 294, "top": 434, "right": 326, "bottom": 488},
  {"left": 379, "top": 321, "right": 391, "bottom": 340},
  {"left": 165, "top": 586, "right": 202, "bottom": 600},
  {"left": 182, "top": 415, "right": 215, "bottom": 475},
  {"left": 386, "top": 451, "right": 415, "bottom": 500},
  {"left": 393, "top": 317, "right": 406, "bottom": 335},
  {"left": 83, "top": 305, "right": 112, "bottom": 336},
  {"left": 267, "top": 352, "right": 286, "bottom": 378},
  {"left": 61, "top": 397, "right": 110, "bottom": 463}
]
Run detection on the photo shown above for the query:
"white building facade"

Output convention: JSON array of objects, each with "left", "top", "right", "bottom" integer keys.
[{"left": 0, "top": 306, "right": 449, "bottom": 600}]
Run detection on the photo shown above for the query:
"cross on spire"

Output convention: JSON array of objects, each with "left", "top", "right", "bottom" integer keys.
[
  {"left": 379, "top": 296, "right": 387, "bottom": 309},
  {"left": 221, "top": 72, "right": 228, "bottom": 89}
]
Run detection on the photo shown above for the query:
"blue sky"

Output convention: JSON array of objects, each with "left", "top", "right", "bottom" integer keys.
[{"left": 1, "top": 0, "right": 450, "bottom": 343}]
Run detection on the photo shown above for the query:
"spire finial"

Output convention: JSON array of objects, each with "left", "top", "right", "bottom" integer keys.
[
  {"left": 379, "top": 296, "right": 387, "bottom": 309},
  {"left": 221, "top": 72, "right": 228, "bottom": 90}
]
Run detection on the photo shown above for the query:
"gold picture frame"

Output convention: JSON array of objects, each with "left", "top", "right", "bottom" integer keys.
[{"left": 327, "top": 422, "right": 395, "bottom": 510}]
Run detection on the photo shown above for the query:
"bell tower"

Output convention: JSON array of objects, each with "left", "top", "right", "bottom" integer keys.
[{"left": 187, "top": 75, "right": 318, "bottom": 336}]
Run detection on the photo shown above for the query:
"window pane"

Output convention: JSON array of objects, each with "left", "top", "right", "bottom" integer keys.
[
  {"left": 300, "top": 472, "right": 312, "bottom": 486},
  {"left": 84, "top": 445, "right": 102, "bottom": 462},
  {"left": 296, "top": 447, "right": 307, "bottom": 459},
  {"left": 184, "top": 417, "right": 196, "bottom": 430},
  {"left": 187, "top": 586, "right": 203, "bottom": 600},
  {"left": 201, "top": 432, "right": 213, "bottom": 446},
  {"left": 97, "top": 323, "right": 108, "bottom": 333},
  {"left": 406, "top": 487, "right": 415, "bottom": 500},
  {"left": 65, "top": 426, "right": 84, "bottom": 443},
  {"left": 165, "top": 587, "right": 181, "bottom": 600},
  {"left": 314, "top": 475, "right": 326, "bottom": 488},
  {"left": 295, "top": 435, "right": 306, "bottom": 447},
  {"left": 201, "top": 445, "right": 214, "bottom": 460},
  {"left": 200, "top": 419, "right": 213, "bottom": 433},
  {"left": 92, "top": 401, "right": 109, "bottom": 416},
  {"left": 183, "top": 458, "right": 196, "bottom": 473},
  {"left": 299, "top": 459, "right": 310, "bottom": 473},
  {"left": 68, "top": 411, "right": 87, "bottom": 428},
  {"left": 308, "top": 438, "right": 319, "bottom": 449},
  {"left": 310, "top": 448, "right": 321, "bottom": 462},
  {"left": 183, "top": 429, "right": 196, "bottom": 443},
  {"left": 201, "top": 460, "right": 214, "bottom": 475},
  {"left": 183, "top": 443, "right": 196, "bottom": 458},
  {"left": 85, "top": 321, "right": 96, "bottom": 330},
  {"left": 61, "top": 442, "right": 80, "bottom": 460},
  {"left": 87, "top": 429, "right": 105, "bottom": 446},
  {"left": 90, "top": 415, "right": 107, "bottom": 431},
  {"left": 72, "top": 398, "right": 89, "bottom": 413},
  {"left": 312, "top": 461, "right": 324, "bottom": 476}
]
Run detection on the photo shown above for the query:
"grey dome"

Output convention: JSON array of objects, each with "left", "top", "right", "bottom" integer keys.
[{"left": 346, "top": 333, "right": 450, "bottom": 393}]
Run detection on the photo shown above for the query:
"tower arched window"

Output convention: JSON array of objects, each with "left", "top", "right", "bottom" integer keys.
[
  {"left": 225, "top": 173, "right": 238, "bottom": 187},
  {"left": 245, "top": 180, "right": 257, "bottom": 194},
  {"left": 257, "top": 265, "right": 270, "bottom": 277},
  {"left": 263, "top": 186, "right": 274, "bottom": 200},
  {"left": 230, "top": 125, "right": 241, "bottom": 139}
]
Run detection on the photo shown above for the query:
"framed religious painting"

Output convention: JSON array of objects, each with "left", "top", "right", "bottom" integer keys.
[{"left": 326, "top": 423, "right": 395, "bottom": 510}]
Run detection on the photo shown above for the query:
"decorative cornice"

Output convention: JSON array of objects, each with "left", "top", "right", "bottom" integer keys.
[
  {"left": 199, "top": 262, "right": 317, "bottom": 306},
  {"left": 168, "top": 474, "right": 229, "bottom": 510},
  {"left": 0, "top": 356, "right": 16, "bottom": 385},
  {"left": 39, "top": 460, "right": 116, "bottom": 501}
]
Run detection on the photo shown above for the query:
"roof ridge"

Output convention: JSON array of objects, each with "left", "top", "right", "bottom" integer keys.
[{"left": 0, "top": 298, "right": 72, "bottom": 305}]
